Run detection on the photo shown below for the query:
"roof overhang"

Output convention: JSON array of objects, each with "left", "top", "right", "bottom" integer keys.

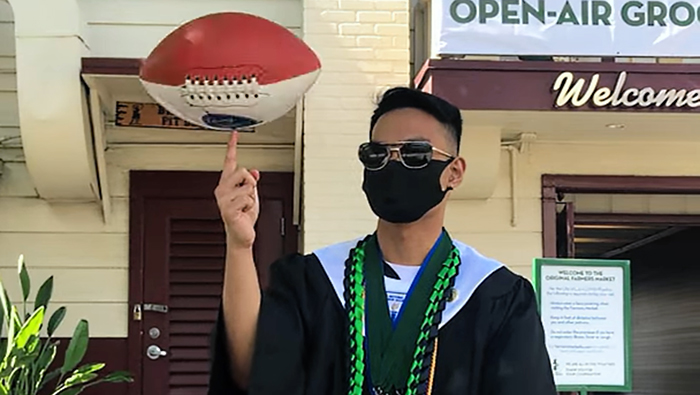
[
  {"left": 80, "top": 58, "right": 297, "bottom": 146},
  {"left": 81, "top": 58, "right": 151, "bottom": 105},
  {"left": 414, "top": 59, "right": 700, "bottom": 201},
  {"left": 80, "top": 57, "right": 300, "bottom": 221},
  {"left": 415, "top": 59, "right": 700, "bottom": 142}
]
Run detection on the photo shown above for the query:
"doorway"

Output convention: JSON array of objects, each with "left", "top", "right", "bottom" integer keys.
[
  {"left": 128, "top": 170, "right": 298, "bottom": 395},
  {"left": 542, "top": 175, "right": 700, "bottom": 395}
]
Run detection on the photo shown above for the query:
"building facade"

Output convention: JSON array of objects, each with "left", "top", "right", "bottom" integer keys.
[{"left": 1, "top": 0, "right": 699, "bottom": 394}]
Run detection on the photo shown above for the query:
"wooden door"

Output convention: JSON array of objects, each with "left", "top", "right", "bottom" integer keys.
[
  {"left": 556, "top": 202, "right": 575, "bottom": 258},
  {"left": 128, "top": 171, "right": 297, "bottom": 395},
  {"left": 555, "top": 201, "right": 576, "bottom": 395}
]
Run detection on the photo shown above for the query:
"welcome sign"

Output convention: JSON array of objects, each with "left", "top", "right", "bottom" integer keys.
[
  {"left": 552, "top": 71, "right": 700, "bottom": 108},
  {"left": 432, "top": 0, "right": 700, "bottom": 57}
]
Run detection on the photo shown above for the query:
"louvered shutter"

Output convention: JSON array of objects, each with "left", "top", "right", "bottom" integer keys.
[
  {"left": 168, "top": 216, "right": 226, "bottom": 393},
  {"left": 169, "top": 197, "right": 288, "bottom": 391}
]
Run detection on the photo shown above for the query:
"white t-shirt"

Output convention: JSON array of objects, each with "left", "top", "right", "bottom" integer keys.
[{"left": 384, "top": 262, "right": 421, "bottom": 321}]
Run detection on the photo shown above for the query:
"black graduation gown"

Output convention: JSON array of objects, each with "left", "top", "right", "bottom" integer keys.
[{"left": 208, "top": 238, "right": 557, "bottom": 395}]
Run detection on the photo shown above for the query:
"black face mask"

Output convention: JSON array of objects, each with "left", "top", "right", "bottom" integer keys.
[{"left": 362, "top": 160, "right": 453, "bottom": 224}]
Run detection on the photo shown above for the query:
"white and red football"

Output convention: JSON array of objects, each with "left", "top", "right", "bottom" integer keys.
[{"left": 139, "top": 12, "right": 321, "bottom": 130}]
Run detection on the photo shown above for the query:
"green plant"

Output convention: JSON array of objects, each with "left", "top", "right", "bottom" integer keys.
[{"left": 0, "top": 255, "right": 133, "bottom": 395}]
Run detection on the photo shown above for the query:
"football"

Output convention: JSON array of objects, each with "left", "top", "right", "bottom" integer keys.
[{"left": 139, "top": 12, "right": 321, "bottom": 131}]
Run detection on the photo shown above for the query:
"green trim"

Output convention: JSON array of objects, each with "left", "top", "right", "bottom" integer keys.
[{"left": 533, "top": 258, "right": 632, "bottom": 393}]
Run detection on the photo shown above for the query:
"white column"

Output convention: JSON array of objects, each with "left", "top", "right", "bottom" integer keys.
[
  {"left": 9, "top": 0, "right": 98, "bottom": 201},
  {"left": 302, "top": 0, "right": 411, "bottom": 251}
]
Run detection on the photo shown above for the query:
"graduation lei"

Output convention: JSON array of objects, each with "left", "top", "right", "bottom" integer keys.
[{"left": 343, "top": 230, "right": 461, "bottom": 395}]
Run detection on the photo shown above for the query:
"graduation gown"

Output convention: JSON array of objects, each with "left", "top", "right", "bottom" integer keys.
[{"left": 208, "top": 237, "right": 557, "bottom": 395}]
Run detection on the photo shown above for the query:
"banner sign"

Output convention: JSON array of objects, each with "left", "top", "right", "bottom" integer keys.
[
  {"left": 433, "top": 0, "right": 700, "bottom": 57},
  {"left": 533, "top": 258, "right": 632, "bottom": 393}
]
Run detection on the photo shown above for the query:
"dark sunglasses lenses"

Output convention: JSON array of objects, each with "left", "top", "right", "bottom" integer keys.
[
  {"left": 400, "top": 142, "right": 433, "bottom": 168},
  {"left": 358, "top": 142, "right": 389, "bottom": 169},
  {"left": 358, "top": 142, "right": 433, "bottom": 169}
]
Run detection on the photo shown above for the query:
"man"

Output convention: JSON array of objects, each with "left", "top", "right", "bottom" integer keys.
[{"left": 208, "top": 87, "right": 557, "bottom": 395}]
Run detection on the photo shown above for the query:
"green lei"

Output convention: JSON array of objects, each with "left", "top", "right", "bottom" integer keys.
[{"left": 343, "top": 231, "right": 461, "bottom": 395}]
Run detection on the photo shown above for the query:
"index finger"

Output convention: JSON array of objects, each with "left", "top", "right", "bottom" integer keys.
[{"left": 223, "top": 131, "right": 239, "bottom": 171}]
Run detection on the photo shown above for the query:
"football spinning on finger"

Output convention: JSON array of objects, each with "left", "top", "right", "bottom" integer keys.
[{"left": 138, "top": 12, "right": 322, "bottom": 131}]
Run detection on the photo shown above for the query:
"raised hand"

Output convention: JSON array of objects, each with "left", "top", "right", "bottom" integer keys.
[{"left": 215, "top": 131, "right": 261, "bottom": 249}]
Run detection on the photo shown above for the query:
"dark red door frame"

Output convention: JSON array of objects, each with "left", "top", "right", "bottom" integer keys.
[
  {"left": 128, "top": 170, "right": 297, "bottom": 395},
  {"left": 541, "top": 175, "right": 700, "bottom": 258},
  {"left": 575, "top": 213, "right": 700, "bottom": 226}
]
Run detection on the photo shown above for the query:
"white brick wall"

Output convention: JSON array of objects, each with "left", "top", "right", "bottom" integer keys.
[
  {"left": 302, "top": 0, "right": 410, "bottom": 252},
  {"left": 299, "top": 0, "right": 700, "bottom": 274}
]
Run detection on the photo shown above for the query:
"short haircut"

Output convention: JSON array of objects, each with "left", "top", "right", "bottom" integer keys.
[{"left": 369, "top": 87, "right": 463, "bottom": 153}]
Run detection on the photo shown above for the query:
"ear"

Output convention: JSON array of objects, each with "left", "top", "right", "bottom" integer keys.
[{"left": 442, "top": 157, "right": 466, "bottom": 191}]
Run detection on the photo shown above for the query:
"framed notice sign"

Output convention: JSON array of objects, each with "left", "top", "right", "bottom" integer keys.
[{"left": 533, "top": 258, "right": 632, "bottom": 393}]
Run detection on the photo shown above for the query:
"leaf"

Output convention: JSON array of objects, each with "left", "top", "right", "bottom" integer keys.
[
  {"left": 73, "top": 363, "right": 104, "bottom": 375},
  {"left": 5, "top": 307, "right": 17, "bottom": 358},
  {"left": 26, "top": 334, "right": 41, "bottom": 355},
  {"left": 34, "top": 276, "right": 54, "bottom": 312},
  {"left": 0, "top": 360, "right": 14, "bottom": 379},
  {"left": 11, "top": 306, "right": 21, "bottom": 330},
  {"left": 16, "top": 350, "right": 39, "bottom": 365},
  {"left": 15, "top": 307, "right": 44, "bottom": 349},
  {"left": 48, "top": 307, "right": 66, "bottom": 337},
  {"left": 54, "top": 387, "right": 85, "bottom": 395},
  {"left": 36, "top": 341, "right": 58, "bottom": 373},
  {"left": 40, "top": 367, "right": 61, "bottom": 388},
  {"left": 63, "top": 371, "right": 98, "bottom": 387},
  {"left": 18, "top": 255, "right": 30, "bottom": 303},
  {"left": 61, "top": 320, "right": 89, "bottom": 374},
  {"left": 34, "top": 342, "right": 58, "bottom": 393},
  {"left": 52, "top": 371, "right": 133, "bottom": 395},
  {"left": 102, "top": 370, "right": 134, "bottom": 383},
  {"left": 0, "top": 281, "right": 10, "bottom": 322},
  {"left": 0, "top": 383, "right": 7, "bottom": 395},
  {"left": 7, "top": 367, "right": 22, "bottom": 392}
]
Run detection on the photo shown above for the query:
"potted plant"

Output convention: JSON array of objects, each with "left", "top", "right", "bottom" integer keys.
[{"left": 0, "top": 255, "right": 133, "bottom": 395}]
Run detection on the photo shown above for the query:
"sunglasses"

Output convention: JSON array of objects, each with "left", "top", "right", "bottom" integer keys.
[{"left": 358, "top": 141, "right": 454, "bottom": 171}]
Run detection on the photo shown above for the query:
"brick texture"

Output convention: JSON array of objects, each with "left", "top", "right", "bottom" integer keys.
[{"left": 302, "top": 0, "right": 410, "bottom": 252}]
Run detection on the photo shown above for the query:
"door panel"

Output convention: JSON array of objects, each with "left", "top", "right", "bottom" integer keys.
[
  {"left": 253, "top": 199, "right": 285, "bottom": 290},
  {"left": 141, "top": 199, "right": 171, "bottom": 395},
  {"left": 555, "top": 201, "right": 576, "bottom": 395},
  {"left": 169, "top": 200, "right": 221, "bottom": 395},
  {"left": 129, "top": 171, "right": 297, "bottom": 395},
  {"left": 556, "top": 201, "right": 575, "bottom": 258}
]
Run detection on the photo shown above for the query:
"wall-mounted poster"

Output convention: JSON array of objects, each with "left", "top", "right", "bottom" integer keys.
[{"left": 532, "top": 258, "right": 632, "bottom": 393}]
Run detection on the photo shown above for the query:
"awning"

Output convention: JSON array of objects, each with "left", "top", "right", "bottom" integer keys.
[
  {"left": 413, "top": 59, "right": 700, "bottom": 201},
  {"left": 414, "top": 59, "right": 700, "bottom": 141},
  {"left": 80, "top": 57, "right": 297, "bottom": 146}
]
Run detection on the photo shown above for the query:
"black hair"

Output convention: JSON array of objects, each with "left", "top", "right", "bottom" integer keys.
[{"left": 369, "top": 87, "right": 463, "bottom": 153}]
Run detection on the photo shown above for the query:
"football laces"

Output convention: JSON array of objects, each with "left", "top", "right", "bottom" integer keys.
[{"left": 181, "top": 74, "right": 261, "bottom": 107}]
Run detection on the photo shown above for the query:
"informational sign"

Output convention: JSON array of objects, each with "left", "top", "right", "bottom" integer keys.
[
  {"left": 533, "top": 258, "right": 632, "bottom": 393},
  {"left": 115, "top": 102, "right": 202, "bottom": 130},
  {"left": 433, "top": 0, "right": 700, "bottom": 57}
]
